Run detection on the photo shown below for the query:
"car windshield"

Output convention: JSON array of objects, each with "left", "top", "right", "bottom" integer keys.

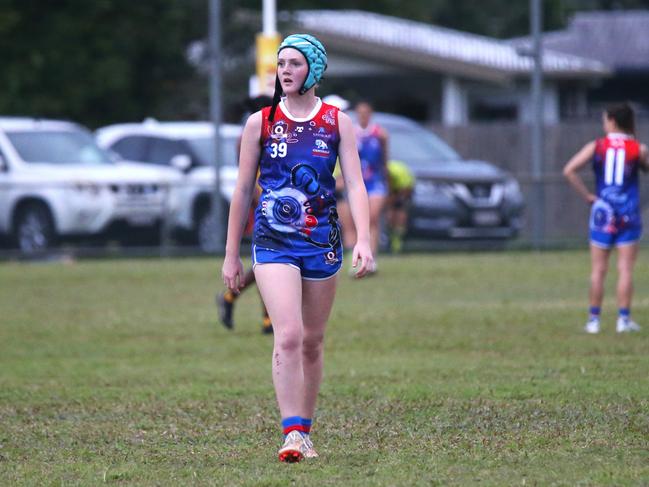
[
  {"left": 387, "top": 126, "right": 461, "bottom": 166},
  {"left": 186, "top": 136, "right": 238, "bottom": 167},
  {"left": 7, "top": 130, "right": 113, "bottom": 165}
]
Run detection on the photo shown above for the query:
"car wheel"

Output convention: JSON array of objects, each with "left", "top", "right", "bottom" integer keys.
[
  {"left": 196, "top": 204, "right": 227, "bottom": 253},
  {"left": 14, "top": 204, "right": 57, "bottom": 254}
]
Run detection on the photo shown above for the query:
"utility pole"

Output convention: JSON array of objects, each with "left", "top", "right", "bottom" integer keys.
[
  {"left": 255, "top": 0, "right": 280, "bottom": 96},
  {"left": 209, "top": 0, "right": 225, "bottom": 253},
  {"left": 530, "top": 0, "right": 545, "bottom": 249},
  {"left": 263, "top": 0, "right": 276, "bottom": 35}
]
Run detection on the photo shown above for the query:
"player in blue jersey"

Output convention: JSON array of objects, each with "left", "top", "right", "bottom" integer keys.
[
  {"left": 563, "top": 103, "right": 649, "bottom": 334},
  {"left": 338, "top": 101, "right": 389, "bottom": 272},
  {"left": 221, "top": 34, "right": 373, "bottom": 462}
]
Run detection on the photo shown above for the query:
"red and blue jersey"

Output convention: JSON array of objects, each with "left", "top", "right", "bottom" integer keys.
[
  {"left": 592, "top": 133, "right": 641, "bottom": 229},
  {"left": 356, "top": 124, "right": 387, "bottom": 194},
  {"left": 254, "top": 99, "right": 341, "bottom": 254}
]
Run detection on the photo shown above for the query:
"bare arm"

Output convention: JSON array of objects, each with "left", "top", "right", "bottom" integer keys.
[
  {"left": 222, "top": 111, "right": 262, "bottom": 291},
  {"left": 338, "top": 112, "right": 374, "bottom": 277},
  {"left": 562, "top": 141, "right": 597, "bottom": 204},
  {"left": 639, "top": 143, "right": 649, "bottom": 172}
]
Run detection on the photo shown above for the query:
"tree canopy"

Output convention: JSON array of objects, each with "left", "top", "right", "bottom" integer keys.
[{"left": 1, "top": 0, "right": 646, "bottom": 127}]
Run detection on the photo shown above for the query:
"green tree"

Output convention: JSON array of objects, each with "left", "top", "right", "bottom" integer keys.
[
  {"left": 1, "top": 0, "right": 647, "bottom": 127},
  {"left": 0, "top": 0, "right": 206, "bottom": 127}
]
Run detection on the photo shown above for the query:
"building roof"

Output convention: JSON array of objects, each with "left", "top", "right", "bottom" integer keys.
[
  {"left": 512, "top": 10, "right": 649, "bottom": 73},
  {"left": 290, "top": 10, "right": 610, "bottom": 83}
]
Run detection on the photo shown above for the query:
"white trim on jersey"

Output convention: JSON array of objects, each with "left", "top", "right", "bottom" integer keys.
[
  {"left": 278, "top": 97, "right": 323, "bottom": 122},
  {"left": 606, "top": 132, "right": 633, "bottom": 139}
]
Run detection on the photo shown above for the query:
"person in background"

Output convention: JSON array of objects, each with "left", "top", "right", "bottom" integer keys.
[
  {"left": 337, "top": 100, "right": 388, "bottom": 273},
  {"left": 217, "top": 95, "right": 273, "bottom": 334},
  {"left": 563, "top": 102, "right": 649, "bottom": 334},
  {"left": 386, "top": 159, "right": 415, "bottom": 253}
]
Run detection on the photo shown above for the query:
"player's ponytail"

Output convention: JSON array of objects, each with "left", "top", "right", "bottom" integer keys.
[
  {"left": 268, "top": 76, "right": 283, "bottom": 122},
  {"left": 605, "top": 102, "right": 636, "bottom": 136}
]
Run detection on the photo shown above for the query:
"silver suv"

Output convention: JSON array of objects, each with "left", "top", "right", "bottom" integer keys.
[
  {"left": 0, "top": 117, "right": 180, "bottom": 254},
  {"left": 96, "top": 120, "right": 240, "bottom": 252}
]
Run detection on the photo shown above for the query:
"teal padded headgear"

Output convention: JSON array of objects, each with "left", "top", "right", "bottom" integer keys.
[
  {"left": 278, "top": 34, "right": 328, "bottom": 95},
  {"left": 269, "top": 34, "right": 328, "bottom": 121}
]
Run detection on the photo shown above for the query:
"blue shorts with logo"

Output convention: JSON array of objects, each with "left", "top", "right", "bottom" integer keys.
[
  {"left": 252, "top": 243, "right": 343, "bottom": 280},
  {"left": 589, "top": 199, "right": 642, "bottom": 248}
]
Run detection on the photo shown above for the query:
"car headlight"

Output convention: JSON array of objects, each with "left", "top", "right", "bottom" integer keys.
[
  {"left": 503, "top": 178, "right": 522, "bottom": 199},
  {"left": 73, "top": 182, "right": 102, "bottom": 195},
  {"left": 414, "top": 180, "right": 450, "bottom": 197},
  {"left": 413, "top": 180, "right": 453, "bottom": 206}
]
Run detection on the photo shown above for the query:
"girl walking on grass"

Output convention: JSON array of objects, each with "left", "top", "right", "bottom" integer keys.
[{"left": 222, "top": 34, "right": 373, "bottom": 462}]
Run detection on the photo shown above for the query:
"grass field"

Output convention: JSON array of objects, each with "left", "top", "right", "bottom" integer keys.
[{"left": 0, "top": 251, "right": 648, "bottom": 486}]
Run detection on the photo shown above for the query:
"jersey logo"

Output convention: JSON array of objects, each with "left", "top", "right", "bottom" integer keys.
[
  {"left": 313, "top": 126, "right": 333, "bottom": 141},
  {"left": 312, "top": 139, "right": 330, "bottom": 157},
  {"left": 322, "top": 108, "right": 336, "bottom": 126},
  {"left": 325, "top": 250, "right": 339, "bottom": 265},
  {"left": 268, "top": 120, "right": 298, "bottom": 143}
]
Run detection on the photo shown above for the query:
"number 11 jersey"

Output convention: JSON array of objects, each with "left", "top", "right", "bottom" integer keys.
[{"left": 592, "top": 133, "right": 641, "bottom": 225}]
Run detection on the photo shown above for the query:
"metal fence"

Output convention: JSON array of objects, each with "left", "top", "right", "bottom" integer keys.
[
  {"left": 4, "top": 121, "right": 649, "bottom": 259},
  {"left": 432, "top": 121, "right": 649, "bottom": 246}
]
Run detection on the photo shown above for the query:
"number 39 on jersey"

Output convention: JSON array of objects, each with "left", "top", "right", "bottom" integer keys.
[{"left": 270, "top": 142, "right": 287, "bottom": 158}]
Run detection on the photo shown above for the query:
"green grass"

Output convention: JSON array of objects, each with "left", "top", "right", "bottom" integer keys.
[{"left": 0, "top": 251, "right": 647, "bottom": 486}]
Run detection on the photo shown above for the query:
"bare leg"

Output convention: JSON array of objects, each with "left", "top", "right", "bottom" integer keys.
[
  {"left": 260, "top": 297, "right": 270, "bottom": 319},
  {"left": 616, "top": 243, "right": 638, "bottom": 309},
  {"left": 337, "top": 199, "right": 356, "bottom": 249},
  {"left": 394, "top": 206, "right": 409, "bottom": 231},
  {"left": 301, "top": 275, "right": 338, "bottom": 419},
  {"left": 218, "top": 268, "right": 260, "bottom": 330},
  {"left": 386, "top": 204, "right": 396, "bottom": 231},
  {"left": 241, "top": 268, "right": 256, "bottom": 289},
  {"left": 254, "top": 264, "right": 304, "bottom": 418},
  {"left": 589, "top": 244, "right": 610, "bottom": 308},
  {"left": 368, "top": 195, "right": 387, "bottom": 257}
]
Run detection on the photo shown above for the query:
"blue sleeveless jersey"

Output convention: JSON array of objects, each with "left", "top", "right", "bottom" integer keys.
[
  {"left": 592, "top": 133, "right": 641, "bottom": 229},
  {"left": 253, "top": 99, "right": 342, "bottom": 257},
  {"left": 356, "top": 124, "right": 387, "bottom": 190}
]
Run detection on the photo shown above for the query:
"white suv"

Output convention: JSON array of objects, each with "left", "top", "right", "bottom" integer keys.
[
  {"left": 0, "top": 117, "right": 180, "bottom": 254},
  {"left": 95, "top": 120, "right": 241, "bottom": 252}
]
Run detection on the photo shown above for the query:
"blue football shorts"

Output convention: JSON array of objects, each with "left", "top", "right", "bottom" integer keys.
[{"left": 252, "top": 243, "right": 343, "bottom": 280}]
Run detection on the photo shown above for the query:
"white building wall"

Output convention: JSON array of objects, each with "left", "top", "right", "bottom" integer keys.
[
  {"left": 442, "top": 76, "right": 468, "bottom": 126},
  {"left": 518, "top": 84, "right": 560, "bottom": 124}
]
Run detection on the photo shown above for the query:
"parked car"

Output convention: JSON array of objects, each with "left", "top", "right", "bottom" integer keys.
[
  {"left": 364, "top": 113, "right": 524, "bottom": 239},
  {"left": 95, "top": 120, "right": 241, "bottom": 252},
  {"left": 0, "top": 117, "right": 180, "bottom": 254},
  {"left": 97, "top": 114, "right": 523, "bottom": 247}
]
